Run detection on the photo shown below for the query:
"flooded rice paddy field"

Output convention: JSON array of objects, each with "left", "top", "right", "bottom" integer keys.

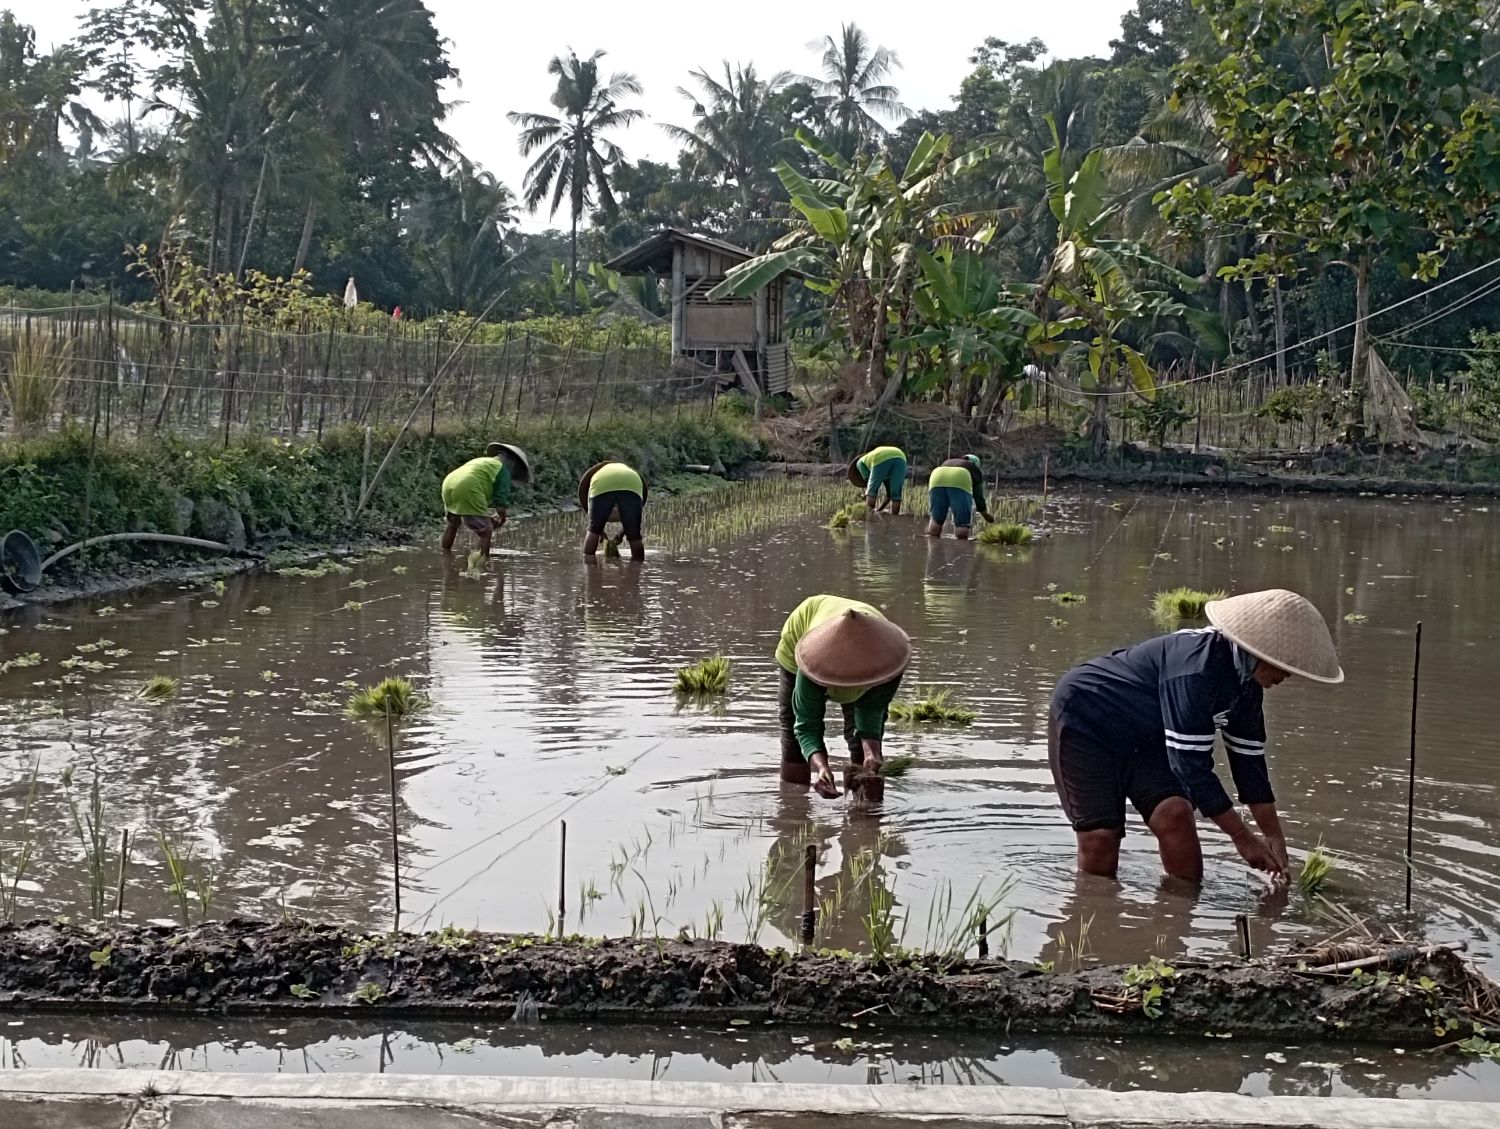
[{"left": 1, "top": 480, "right": 1498, "bottom": 1095}]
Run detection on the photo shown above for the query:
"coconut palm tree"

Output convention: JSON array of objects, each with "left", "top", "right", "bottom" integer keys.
[
  {"left": 508, "top": 49, "right": 642, "bottom": 308},
  {"left": 805, "top": 23, "right": 908, "bottom": 154},
  {"left": 270, "top": 0, "right": 456, "bottom": 273},
  {"left": 661, "top": 62, "right": 790, "bottom": 243}
]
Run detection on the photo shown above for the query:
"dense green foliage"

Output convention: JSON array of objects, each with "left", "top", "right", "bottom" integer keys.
[{"left": 0, "top": 412, "right": 760, "bottom": 551}]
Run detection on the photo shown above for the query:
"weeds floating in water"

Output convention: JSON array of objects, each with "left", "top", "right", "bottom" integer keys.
[
  {"left": 1152, "top": 587, "right": 1225, "bottom": 624},
  {"left": 1298, "top": 841, "right": 1335, "bottom": 896},
  {"left": 342, "top": 600, "right": 364, "bottom": 611},
  {"left": 1049, "top": 591, "right": 1086, "bottom": 606},
  {"left": 139, "top": 675, "right": 179, "bottom": 702},
  {"left": 276, "top": 560, "right": 353, "bottom": 579},
  {"left": 248, "top": 606, "right": 272, "bottom": 616},
  {"left": 0, "top": 652, "right": 42, "bottom": 675},
  {"left": 674, "top": 654, "right": 730, "bottom": 696},
  {"left": 1344, "top": 613, "right": 1368, "bottom": 624},
  {"left": 978, "top": 523, "right": 1034, "bottom": 546},
  {"left": 1047, "top": 616, "right": 1067, "bottom": 629},
  {"left": 889, "top": 688, "right": 976, "bottom": 725},
  {"left": 345, "top": 676, "right": 424, "bottom": 721},
  {"left": 880, "top": 754, "right": 916, "bottom": 778}
]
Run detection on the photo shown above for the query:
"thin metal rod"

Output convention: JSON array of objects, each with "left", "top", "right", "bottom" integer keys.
[
  {"left": 386, "top": 704, "right": 401, "bottom": 932},
  {"left": 1405, "top": 621, "right": 1422, "bottom": 914},
  {"left": 114, "top": 829, "right": 130, "bottom": 920},
  {"left": 800, "top": 844, "right": 817, "bottom": 944},
  {"left": 558, "top": 820, "right": 568, "bottom": 924}
]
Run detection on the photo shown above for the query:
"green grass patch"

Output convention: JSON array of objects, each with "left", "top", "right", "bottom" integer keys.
[
  {"left": 674, "top": 654, "right": 730, "bottom": 696},
  {"left": 139, "top": 675, "right": 179, "bottom": 702},
  {"left": 1151, "top": 587, "right": 1225, "bottom": 624},
  {"left": 345, "top": 676, "right": 424, "bottom": 720},
  {"left": 977, "top": 522, "right": 1034, "bottom": 545},
  {"left": 889, "top": 688, "right": 976, "bottom": 725}
]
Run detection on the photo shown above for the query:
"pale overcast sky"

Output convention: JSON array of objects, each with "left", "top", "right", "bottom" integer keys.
[{"left": 19, "top": 0, "right": 1136, "bottom": 231}]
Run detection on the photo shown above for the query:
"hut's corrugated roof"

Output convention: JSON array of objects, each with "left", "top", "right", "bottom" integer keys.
[{"left": 604, "top": 228, "right": 758, "bottom": 275}]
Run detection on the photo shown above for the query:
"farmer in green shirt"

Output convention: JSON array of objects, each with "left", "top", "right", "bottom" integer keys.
[
  {"left": 440, "top": 443, "right": 531, "bottom": 556},
  {"left": 580, "top": 460, "right": 648, "bottom": 559},
  {"left": 775, "top": 594, "right": 912, "bottom": 799},
  {"left": 849, "top": 445, "right": 908, "bottom": 515},
  {"left": 926, "top": 454, "right": 994, "bottom": 540}
]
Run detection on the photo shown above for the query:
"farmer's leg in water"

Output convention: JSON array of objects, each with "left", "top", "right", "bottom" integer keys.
[
  {"left": 951, "top": 489, "right": 974, "bottom": 541},
  {"left": 778, "top": 668, "right": 811, "bottom": 786},
  {"left": 884, "top": 457, "right": 907, "bottom": 515},
  {"left": 617, "top": 491, "right": 646, "bottom": 560},
  {"left": 583, "top": 494, "right": 614, "bottom": 556},
  {"left": 1049, "top": 713, "right": 1130, "bottom": 877},
  {"left": 441, "top": 513, "right": 463, "bottom": 552},
  {"left": 1145, "top": 795, "right": 1203, "bottom": 882},
  {"left": 926, "top": 487, "right": 952, "bottom": 537}
]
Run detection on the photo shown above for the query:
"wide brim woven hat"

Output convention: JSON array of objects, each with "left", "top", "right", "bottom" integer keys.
[
  {"left": 847, "top": 458, "right": 865, "bottom": 488},
  {"left": 493, "top": 443, "right": 533, "bottom": 484},
  {"left": 796, "top": 609, "right": 912, "bottom": 688},
  {"left": 577, "top": 461, "right": 610, "bottom": 510},
  {"left": 1205, "top": 589, "right": 1344, "bottom": 684}
]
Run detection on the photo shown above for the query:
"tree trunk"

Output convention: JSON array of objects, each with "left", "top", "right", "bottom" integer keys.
[
  {"left": 1351, "top": 253, "right": 1372, "bottom": 391},
  {"left": 237, "top": 151, "right": 269, "bottom": 280},
  {"left": 293, "top": 200, "right": 317, "bottom": 275},
  {"left": 569, "top": 209, "right": 580, "bottom": 315},
  {"left": 208, "top": 186, "right": 224, "bottom": 277},
  {"left": 1087, "top": 391, "right": 1110, "bottom": 457}
]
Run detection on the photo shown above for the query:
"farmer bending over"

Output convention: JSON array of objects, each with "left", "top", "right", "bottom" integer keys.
[
  {"left": 580, "top": 460, "right": 648, "bottom": 559},
  {"left": 776, "top": 594, "right": 912, "bottom": 798},
  {"left": 441, "top": 443, "right": 531, "bottom": 556},
  {"left": 850, "top": 445, "right": 908, "bottom": 515},
  {"left": 926, "top": 454, "right": 994, "bottom": 539},
  {"left": 1047, "top": 589, "right": 1342, "bottom": 883}
]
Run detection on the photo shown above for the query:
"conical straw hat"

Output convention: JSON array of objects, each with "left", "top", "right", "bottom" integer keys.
[
  {"left": 847, "top": 458, "right": 865, "bottom": 487},
  {"left": 493, "top": 443, "right": 532, "bottom": 484},
  {"left": 1205, "top": 589, "right": 1344, "bottom": 684},
  {"left": 796, "top": 609, "right": 912, "bottom": 688}
]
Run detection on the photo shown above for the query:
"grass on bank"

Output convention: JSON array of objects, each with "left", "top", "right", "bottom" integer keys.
[
  {"left": 889, "top": 688, "right": 976, "bottom": 725},
  {"left": 674, "top": 655, "right": 730, "bottom": 696},
  {"left": 345, "top": 676, "right": 424, "bottom": 721}
]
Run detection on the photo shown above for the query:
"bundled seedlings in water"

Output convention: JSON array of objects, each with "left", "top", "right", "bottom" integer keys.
[
  {"left": 1050, "top": 591, "right": 1086, "bottom": 606},
  {"left": 674, "top": 654, "right": 730, "bottom": 696},
  {"left": 460, "top": 550, "right": 485, "bottom": 579},
  {"left": 827, "top": 502, "right": 868, "bottom": 530},
  {"left": 1298, "top": 841, "right": 1335, "bottom": 896},
  {"left": 1152, "top": 587, "right": 1225, "bottom": 623},
  {"left": 889, "top": 688, "right": 976, "bottom": 725},
  {"left": 1344, "top": 613, "right": 1369, "bottom": 624},
  {"left": 602, "top": 536, "right": 622, "bottom": 557},
  {"left": 977, "top": 522, "right": 1034, "bottom": 546},
  {"left": 345, "top": 676, "right": 424, "bottom": 720},
  {"left": 880, "top": 753, "right": 916, "bottom": 778},
  {"left": 0, "top": 652, "right": 42, "bottom": 675},
  {"left": 139, "top": 676, "right": 178, "bottom": 702},
  {"left": 275, "top": 560, "right": 353, "bottom": 579}
]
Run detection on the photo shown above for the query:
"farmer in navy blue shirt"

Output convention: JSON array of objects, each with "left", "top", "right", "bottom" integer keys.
[{"left": 1048, "top": 590, "right": 1343, "bottom": 882}]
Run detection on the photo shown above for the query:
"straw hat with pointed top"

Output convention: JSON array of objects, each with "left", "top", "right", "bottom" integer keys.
[
  {"left": 796, "top": 609, "right": 912, "bottom": 688},
  {"left": 486, "top": 443, "right": 533, "bottom": 484},
  {"left": 1205, "top": 589, "right": 1344, "bottom": 684},
  {"left": 847, "top": 458, "right": 865, "bottom": 487}
]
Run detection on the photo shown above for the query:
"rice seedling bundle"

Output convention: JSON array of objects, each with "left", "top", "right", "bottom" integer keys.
[
  {"left": 1297, "top": 841, "right": 1334, "bottom": 896},
  {"left": 889, "top": 688, "right": 976, "bottom": 725},
  {"left": 139, "top": 675, "right": 179, "bottom": 702},
  {"left": 1151, "top": 587, "right": 1225, "bottom": 623},
  {"left": 345, "top": 676, "right": 424, "bottom": 720},
  {"left": 674, "top": 654, "right": 730, "bottom": 696},
  {"left": 880, "top": 753, "right": 916, "bottom": 777},
  {"left": 977, "top": 523, "right": 1034, "bottom": 546}
]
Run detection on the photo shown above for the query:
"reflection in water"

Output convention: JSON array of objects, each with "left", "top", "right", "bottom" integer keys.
[
  {"left": 1, "top": 1013, "right": 1497, "bottom": 1100},
  {"left": 0, "top": 487, "right": 1498, "bottom": 979}
]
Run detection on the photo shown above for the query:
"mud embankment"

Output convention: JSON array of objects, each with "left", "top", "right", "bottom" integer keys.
[{"left": 0, "top": 920, "right": 1492, "bottom": 1046}]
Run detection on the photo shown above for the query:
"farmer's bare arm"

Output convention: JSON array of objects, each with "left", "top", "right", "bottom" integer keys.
[{"left": 1248, "top": 802, "right": 1288, "bottom": 870}]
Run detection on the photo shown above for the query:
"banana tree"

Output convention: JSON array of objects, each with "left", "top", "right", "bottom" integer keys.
[
  {"left": 708, "top": 128, "right": 994, "bottom": 404},
  {"left": 894, "top": 247, "right": 1042, "bottom": 419},
  {"left": 1028, "top": 116, "right": 1201, "bottom": 455}
]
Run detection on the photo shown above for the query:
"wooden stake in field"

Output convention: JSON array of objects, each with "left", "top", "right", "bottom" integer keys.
[
  {"left": 558, "top": 820, "right": 568, "bottom": 926},
  {"left": 800, "top": 844, "right": 817, "bottom": 944},
  {"left": 386, "top": 704, "right": 402, "bottom": 931},
  {"left": 1405, "top": 622, "right": 1422, "bottom": 914}
]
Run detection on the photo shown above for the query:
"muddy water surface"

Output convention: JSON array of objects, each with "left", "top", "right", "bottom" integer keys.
[{"left": 1, "top": 483, "right": 1497, "bottom": 1079}]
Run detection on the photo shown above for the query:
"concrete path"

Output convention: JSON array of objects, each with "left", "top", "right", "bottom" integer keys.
[{"left": 0, "top": 1069, "right": 1495, "bottom": 1129}]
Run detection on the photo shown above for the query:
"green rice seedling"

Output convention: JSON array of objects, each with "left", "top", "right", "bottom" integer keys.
[
  {"left": 977, "top": 523, "right": 1034, "bottom": 546},
  {"left": 1050, "top": 591, "right": 1086, "bottom": 606},
  {"left": 63, "top": 771, "right": 112, "bottom": 919},
  {"left": 889, "top": 688, "right": 976, "bottom": 725},
  {"left": 1151, "top": 587, "right": 1225, "bottom": 624},
  {"left": 921, "top": 876, "right": 1018, "bottom": 970},
  {"left": 863, "top": 877, "right": 905, "bottom": 962},
  {"left": 460, "top": 550, "right": 484, "bottom": 580},
  {"left": 0, "top": 759, "right": 40, "bottom": 922},
  {"left": 880, "top": 753, "right": 916, "bottom": 778},
  {"left": 674, "top": 654, "right": 730, "bottom": 696},
  {"left": 1298, "top": 841, "right": 1334, "bottom": 896},
  {"left": 345, "top": 676, "right": 424, "bottom": 721},
  {"left": 139, "top": 675, "right": 179, "bottom": 702},
  {"left": 156, "top": 828, "right": 213, "bottom": 926},
  {"left": 602, "top": 535, "right": 622, "bottom": 558}
]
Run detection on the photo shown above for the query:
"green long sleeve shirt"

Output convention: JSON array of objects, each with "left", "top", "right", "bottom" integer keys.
[{"left": 792, "top": 671, "right": 902, "bottom": 760}]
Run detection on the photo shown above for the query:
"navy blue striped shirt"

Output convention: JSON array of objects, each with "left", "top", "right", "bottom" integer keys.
[{"left": 1053, "top": 628, "right": 1273, "bottom": 818}]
